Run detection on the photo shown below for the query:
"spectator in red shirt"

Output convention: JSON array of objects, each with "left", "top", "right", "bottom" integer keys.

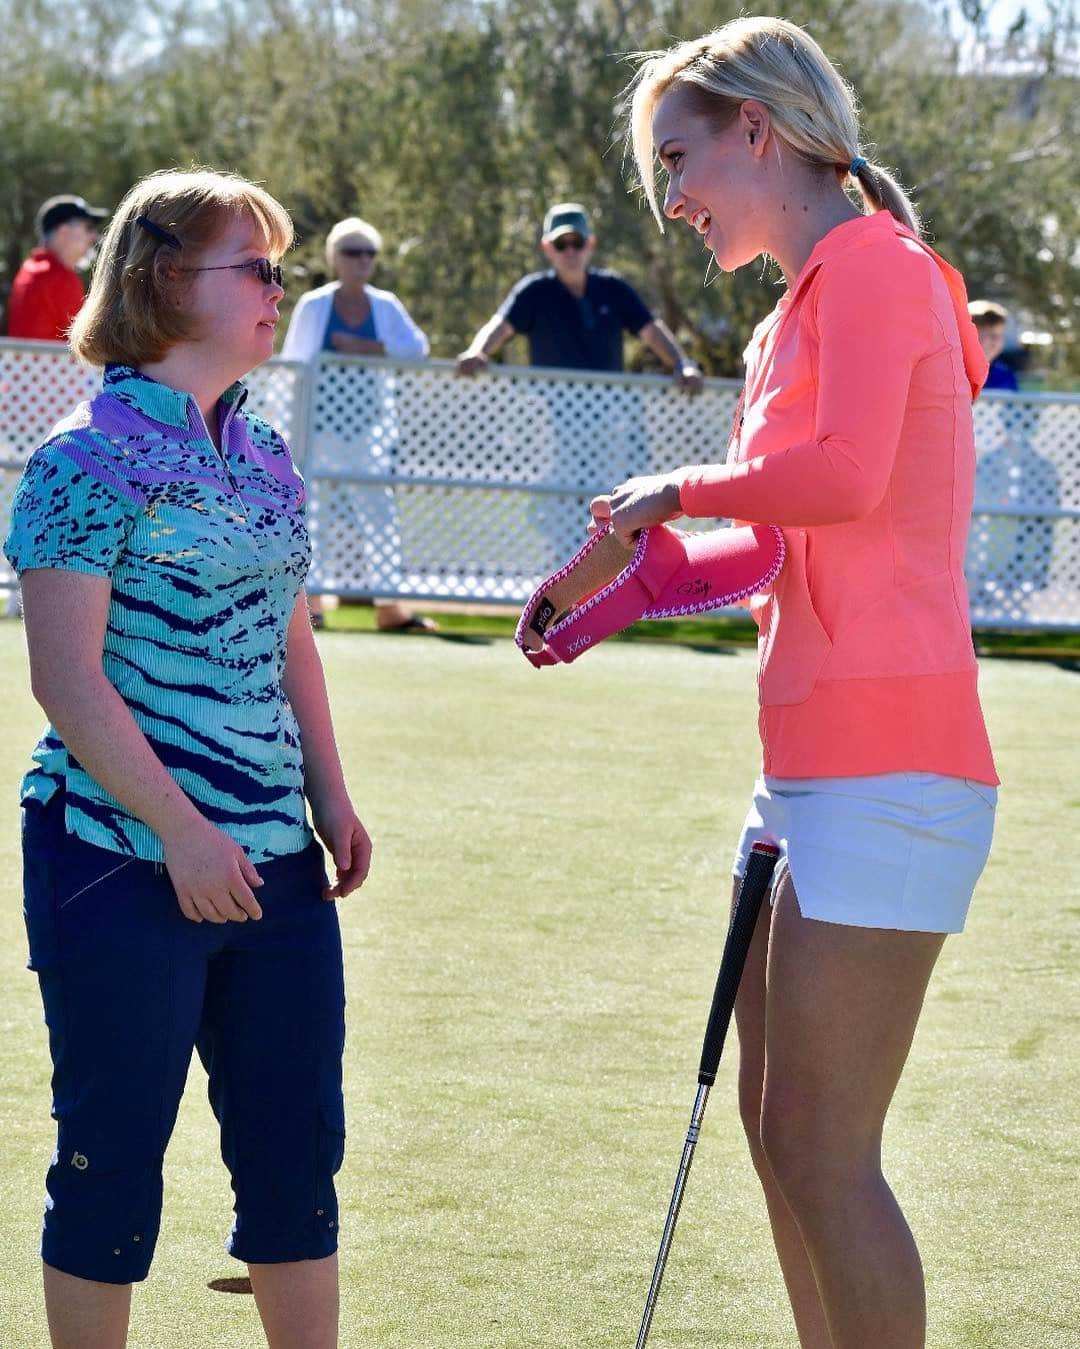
[{"left": 6, "top": 195, "right": 108, "bottom": 341}]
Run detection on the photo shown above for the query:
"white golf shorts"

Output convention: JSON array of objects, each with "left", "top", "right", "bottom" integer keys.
[{"left": 732, "top": 772, "right": 997, "bottom": 933}]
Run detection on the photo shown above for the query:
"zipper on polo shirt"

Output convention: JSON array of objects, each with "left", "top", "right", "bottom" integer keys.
[{"left": 188, "top": 401, "right": 248, "bottom": 522}]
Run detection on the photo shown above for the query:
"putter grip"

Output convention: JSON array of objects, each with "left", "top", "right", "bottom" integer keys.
[{"left": 697, "top": 842, "right": 779, "bottom": 1087}]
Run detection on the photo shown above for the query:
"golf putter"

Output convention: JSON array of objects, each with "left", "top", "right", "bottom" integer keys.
[{"left": 635, "top": 840, "right": 781, "bottom": 1349}]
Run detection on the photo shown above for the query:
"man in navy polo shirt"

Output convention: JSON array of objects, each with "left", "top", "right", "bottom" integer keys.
[
  {"left": 457, "top": 203, "right": 702, "bottom": 565},
  {"left": 457, "top": 202, "right": 701, "bottom": 384}
]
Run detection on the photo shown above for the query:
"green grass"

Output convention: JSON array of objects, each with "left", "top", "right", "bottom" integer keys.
[
  {"left": 327, "top": 601, "right": 1080, "bottom": 661},
  {"left": 0, "top": 625, "right": 1077, "bottom": 1347}
]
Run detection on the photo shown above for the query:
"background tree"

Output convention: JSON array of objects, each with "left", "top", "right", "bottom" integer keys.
[{"left": 0, "top": 0, "right": 1076, "bottom": 379}]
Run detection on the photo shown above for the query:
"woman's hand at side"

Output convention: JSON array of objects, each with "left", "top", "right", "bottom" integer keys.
[
  {"left": 161, "top": 816, "right": 265, "bottom": 924},
  {"left": 312, "top": 795, "right": 373, "bottom": 900},
  {"left": 282, "top": 592, "right": 373, "bottom": 901},
  {"left": 590, "top": 472, "right": 685, "bottom": 544}
]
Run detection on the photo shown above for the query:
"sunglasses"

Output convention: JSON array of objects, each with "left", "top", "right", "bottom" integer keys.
[
  {"left": 338, "top": 246, "right": 378, "bottom": 258},
  {"left": 181, "top": 257, "right": 285, "bottom": 287},
  {"left": 552, "top": 235, "right": 587, "bottom": 252}
]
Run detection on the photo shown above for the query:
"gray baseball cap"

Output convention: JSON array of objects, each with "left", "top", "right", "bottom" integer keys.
[{"left": 542, "top": 203, "right": 591, "bottom": 240}]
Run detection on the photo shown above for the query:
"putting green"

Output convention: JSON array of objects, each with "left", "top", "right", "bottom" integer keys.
[{"left": 0, "top": 626, "right": 1075, "bottom": 1347}]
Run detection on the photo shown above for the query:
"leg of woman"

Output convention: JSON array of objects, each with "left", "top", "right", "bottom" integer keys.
[
  {"left": 760, "top": 876, "right": 946, "bottom": 1349},
  {"left": 24, "top": 801, "right": 214, "bottom": 1349},
  {"left": 43, "top": 1267, "right": 131, "bottom": 1349},
  {"left": 375, "top": 598, "right": 433, "bottom": 630},
  {"left": 247, "top": 1256, "right": 339, "bottom": 1349},
  {"left": 732, "top": 878, "right": 833, "bottom": 1348},
  {"left": 197, "top": 844, "right": 345, "bottom": 1349}
]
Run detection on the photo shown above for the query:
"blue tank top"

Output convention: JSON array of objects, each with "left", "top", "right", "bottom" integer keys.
[{"left": 324, "top": 296, "right": 377, "bottom": 349}]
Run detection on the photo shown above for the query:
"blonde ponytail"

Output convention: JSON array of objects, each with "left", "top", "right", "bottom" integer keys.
[{"left": 848, "top": 157, "right": 920, "bottom": 234}]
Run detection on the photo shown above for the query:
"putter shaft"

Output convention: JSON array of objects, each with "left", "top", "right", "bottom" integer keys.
[
  {"left": 635, "top": 1082, "right": 710, "bottom": 1349},
  {"left": 634, "top": 842, "right": 779, "bottom": 1348}
]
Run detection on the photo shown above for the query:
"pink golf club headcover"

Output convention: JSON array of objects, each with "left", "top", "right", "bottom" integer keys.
[{"left": 516, "top": 522, "right": 785, "bottom": 667}]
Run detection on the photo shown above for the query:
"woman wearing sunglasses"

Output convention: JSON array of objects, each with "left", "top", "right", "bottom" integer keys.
[
  {"left": 591, "top": 17, "right": 998, "bottom": 1349},
  {"left": 5, "top": 168, "right": 371, "bottom": 1349},
  {"left": 282, "top": 218, "right": 433, "bottom": 632}
]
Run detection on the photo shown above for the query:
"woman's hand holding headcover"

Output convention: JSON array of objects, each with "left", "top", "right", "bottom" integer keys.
[{"left": 590, "top": 472, "right": 685, "bottom": 544}]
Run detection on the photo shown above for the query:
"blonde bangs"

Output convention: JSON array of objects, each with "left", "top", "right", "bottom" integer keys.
[
  {"left": 629, "top": 57, "right": 671, "bottom": 228},
  {"left": 235, "top": 184, "right": 294, "bottom": 261}
]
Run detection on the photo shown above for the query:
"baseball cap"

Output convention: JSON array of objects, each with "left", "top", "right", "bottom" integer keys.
[
  {"left": 542, "top": 203, "right": 591, "bottom": 241},
  {"left": 37, "top": 195, "right": 109, "bottom": 237},
  {"left": 968, "top": 300, "right": 1008, "bottom": 324}
]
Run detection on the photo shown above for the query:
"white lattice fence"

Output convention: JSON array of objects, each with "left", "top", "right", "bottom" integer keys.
[
  {"left": 301, "top": 357, "right": 1080, "bottom": 627},
  {"left": 0, "top": 342, "right": 306, "bottom": 591},
  {"left": 0, "top": 341, "right": 306, "bottom": 463},
  {"left": 304, "top": 356, "right": 740, "bottom": 599},
  {"left": 2, "top": 340, "right": 1079, "bottom": 629},
  {"left": 968, "top": 392, "right": 1080, "bottom": 627}
]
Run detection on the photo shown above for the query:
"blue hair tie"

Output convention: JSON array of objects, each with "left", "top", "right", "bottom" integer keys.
[{"left": 850, "top": 157, "right": 867, "bottom": 177}]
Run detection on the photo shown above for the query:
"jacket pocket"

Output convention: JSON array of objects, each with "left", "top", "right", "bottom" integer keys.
[
  {"left": 757, "top": 531, "right": 833, "bottom": 707},
  {"left": 819, "top": 574, "right": 976, "bottom": 682}
]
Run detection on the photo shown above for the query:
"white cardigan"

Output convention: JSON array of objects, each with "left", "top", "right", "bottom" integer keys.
[{"left": 281, "top": 281, "right": 430, "bottom": 362}]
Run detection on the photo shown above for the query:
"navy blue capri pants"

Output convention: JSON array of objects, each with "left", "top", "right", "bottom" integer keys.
[{"left": 22, "top": 792, "right": 346, "bottom": 1284}]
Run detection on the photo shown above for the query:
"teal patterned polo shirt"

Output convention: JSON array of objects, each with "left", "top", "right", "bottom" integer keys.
[{"left": 4, "top": 364, "right": 315, "bottom": 862}]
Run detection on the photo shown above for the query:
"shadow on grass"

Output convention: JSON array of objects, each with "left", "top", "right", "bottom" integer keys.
[
  {"left": 684, "top": 643, "right": 741, "bottom": 657},
  {"left": 322, "top": 606, "right": 1080, "bottom": 665},
  {"left": 427, "top": 632, "right": 496, "bottom": 646}
]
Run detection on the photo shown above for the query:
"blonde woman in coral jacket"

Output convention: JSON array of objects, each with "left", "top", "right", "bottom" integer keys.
[{"left": 592, "top": 19, "right": 997, "bottom": 1349}]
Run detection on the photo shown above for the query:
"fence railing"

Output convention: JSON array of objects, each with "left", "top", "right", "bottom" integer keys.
[{"left": 2, "top": 339, "right": 1078, "bottom": 630}]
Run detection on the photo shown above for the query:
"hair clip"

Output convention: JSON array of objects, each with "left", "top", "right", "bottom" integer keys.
[{"left": 135, "top": 215, "right": 182, "bottom": 249}]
